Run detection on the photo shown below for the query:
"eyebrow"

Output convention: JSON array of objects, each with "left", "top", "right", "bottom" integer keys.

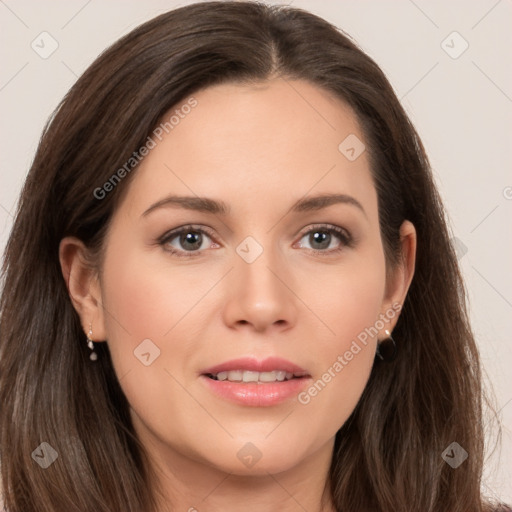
[{"left": 141, "top": 193, "right": 367, "bottom": 218}]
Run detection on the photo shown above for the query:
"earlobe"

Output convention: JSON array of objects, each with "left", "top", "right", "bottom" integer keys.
[{"left": 59, "top": 237, "right": 107, "bottom": 341}]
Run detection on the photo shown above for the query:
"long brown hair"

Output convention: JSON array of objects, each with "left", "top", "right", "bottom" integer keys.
[{"left": 0, "top": 2, "right": 499, "bottom": 510}]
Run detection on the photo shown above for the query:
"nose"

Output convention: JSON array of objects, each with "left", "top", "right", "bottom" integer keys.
[{"left": 222, "top": 245, "right": 298, "bottom": 334}]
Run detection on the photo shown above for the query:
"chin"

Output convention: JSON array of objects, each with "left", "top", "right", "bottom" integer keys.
[{"left": 201, "top": 436, "right": 311, "bottom": 476}]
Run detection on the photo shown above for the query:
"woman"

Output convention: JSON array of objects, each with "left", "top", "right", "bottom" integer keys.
[{"left": 0, "top": 2, "right": 507, "bottom": 511}]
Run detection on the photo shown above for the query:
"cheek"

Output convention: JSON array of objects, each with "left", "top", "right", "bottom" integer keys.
[
  {"left": 97, "top": 239, "right": 182, "bottom": 386},
  {"left": 306, "top": 242, "right": 386, "bottom": 344},
  {"left": 101, "top": 246, "right": 209, "bottom": 343},
  {"left": 98, "top": 240, "right": 225, "bottom": 389},
  {"left": 297, "top": 251, "right": 385, "bottom": 429},
  {"left": 102, "top": 260, "right": 169, "bottom": 342},
  {"left": 98, "top": 246, "right": 201, "bottom": 438}
]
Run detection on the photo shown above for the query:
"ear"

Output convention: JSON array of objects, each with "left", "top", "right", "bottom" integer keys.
[
  {"left": 379, "top": 220, "right": 417, "bottom": 333},
  {"left": 59, "top": 237, "right": 107, "bottom": 342}
]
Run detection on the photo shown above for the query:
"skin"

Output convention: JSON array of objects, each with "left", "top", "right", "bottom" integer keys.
[{"left": 60, "top": 78, "right": 416, "bottom": 512}]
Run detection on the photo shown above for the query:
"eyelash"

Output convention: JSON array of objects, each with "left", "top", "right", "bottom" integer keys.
[{"left": 157, "top": 224, "right": 354, "bottom": 258}]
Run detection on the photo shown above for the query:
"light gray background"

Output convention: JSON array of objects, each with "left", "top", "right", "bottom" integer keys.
[{"left": 1, "top": 0, "right": 511, "bottom": 503}]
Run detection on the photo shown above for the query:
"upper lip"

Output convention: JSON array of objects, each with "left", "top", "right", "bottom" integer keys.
[{"left": 200, "top": 357, "right": 310, "bottom": 376}]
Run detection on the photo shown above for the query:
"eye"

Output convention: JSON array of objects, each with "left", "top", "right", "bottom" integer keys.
[
  {"left": 296, "top": 224, "right": 353, "bottom": 254},
  {"left": 158, "top": 223, "right": 353, "bottom": 258},
  {"left": 158, "top": 225, "right": 218, "bottom": 257}
]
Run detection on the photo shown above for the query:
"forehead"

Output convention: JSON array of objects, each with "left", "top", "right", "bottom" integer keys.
[{"left": 117, "top": 78, "right": 377, "bottom": 221}]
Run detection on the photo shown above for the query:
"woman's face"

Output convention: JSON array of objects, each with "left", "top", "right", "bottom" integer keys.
[{"left": 87, "top": 78, "right": 414, "bottom": 477}]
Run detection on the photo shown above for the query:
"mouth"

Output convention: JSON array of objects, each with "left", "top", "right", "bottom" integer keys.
[
  {"left": 199, "top": 357, "right": 312, "bottom": 407},
  {"left": 204, "top": 369, "right": 309, "bottom": 383}
]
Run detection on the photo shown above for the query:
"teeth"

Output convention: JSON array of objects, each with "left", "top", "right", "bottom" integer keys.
[
  {"left": 242, "top": 371, "right": 259, "bottom": 383},
  {"left": 261, "top": 371, "right": 286, "bottom": 382},
  {"left": 212, "top": 370, "right": 302, "bottom": 383}
]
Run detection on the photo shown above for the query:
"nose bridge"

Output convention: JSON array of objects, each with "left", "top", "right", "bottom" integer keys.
[
  {"left": 222, "top": 233, "right": 297, "bottom": 331},
  {"left": 235, "top": 234, "right": 288, "bottom": 302}
]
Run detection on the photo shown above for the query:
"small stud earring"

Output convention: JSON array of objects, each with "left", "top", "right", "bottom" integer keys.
[
  {"left": 376, "top": 329, "right": 397, "bottom": 362},
  {"left": 86, "top": 323, "right": 97, "bottom": 361}
]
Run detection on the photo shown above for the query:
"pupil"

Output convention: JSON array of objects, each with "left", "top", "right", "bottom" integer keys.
[
  {"left": 311, "top": 231, "right": 330, "bottom": 250},
  {"left": 181, "top": 232, "right": 202, "bottom": 250}
]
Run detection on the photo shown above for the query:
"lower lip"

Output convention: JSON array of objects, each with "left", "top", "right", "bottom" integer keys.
[{"left": 200, "top": 375, "right": 311, "bottom": 407}]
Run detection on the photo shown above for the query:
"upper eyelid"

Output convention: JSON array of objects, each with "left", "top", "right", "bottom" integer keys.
[{"left": 159, "top": 224, "right": 215, "bottom": 239}]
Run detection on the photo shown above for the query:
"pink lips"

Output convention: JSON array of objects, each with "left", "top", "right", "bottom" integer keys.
[
  {"left": 200, "top": 356, "right": 309, "bottom": 376},
  {"left": 199, "top": 357, "right": 312, "bottom": 407}
]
